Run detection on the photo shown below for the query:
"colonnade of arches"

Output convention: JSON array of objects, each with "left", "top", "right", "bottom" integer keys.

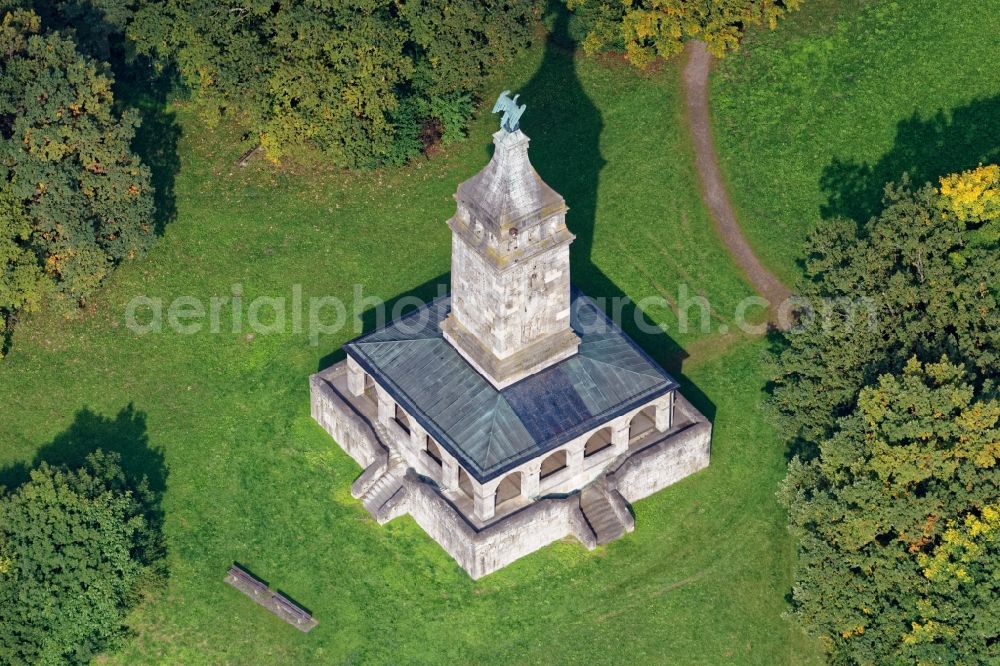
[
  {"left": 482, "top": 404, "right": 661, "bottom": 512},
  {"left": 357, "top": 363, "right": 666, "bottom": 518}
]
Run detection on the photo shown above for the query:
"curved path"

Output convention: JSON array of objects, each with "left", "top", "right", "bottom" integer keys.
[{"left": 682, "top": 41, "right": 793, "bottom": 322}]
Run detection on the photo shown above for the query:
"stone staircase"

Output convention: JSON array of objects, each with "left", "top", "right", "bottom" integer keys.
[
  {"left": 359, "top": 452, "right": 406, "bottom": 523},
  {"left": 580, "top": 485, "right": 630, "bottom": 545}
]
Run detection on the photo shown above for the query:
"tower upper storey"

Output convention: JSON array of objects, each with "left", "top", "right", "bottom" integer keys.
[
  {"left": 441, "top": 92, "right": 580, "bottom": 388},
  {"left": 449, "top": 129, "right": 573, "bottom": 268}
]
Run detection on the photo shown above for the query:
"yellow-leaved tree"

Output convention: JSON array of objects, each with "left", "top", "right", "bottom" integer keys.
[
  {"left": 564, "top": 0, "right": 802, "bottom": 66},
  {"left": 904, "top": 503, "right": 1000, "bottom": 656},
  {"left": 939, "top": 164, "right": 1000, "bottom": 248}
]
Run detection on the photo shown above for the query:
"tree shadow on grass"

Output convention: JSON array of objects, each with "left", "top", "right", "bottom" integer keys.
[
  {"left": 0, "top": 404, "right": 168, "bottom": 559},
  {"left": 319, "top": 4, "right": 715, "bottom": 422},
  {"left": 820, "top": 95, "right": 1000, "bottom": 223},
  {"left": 114, "top": 56, "right": 183, "bottom": 235}
]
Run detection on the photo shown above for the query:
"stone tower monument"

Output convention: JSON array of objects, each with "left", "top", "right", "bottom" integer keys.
[
  {"left": 440, "top": 125, "right": 579, "bottom": 388},
  {"left": 310, "top": 91, "right": 712, "bottom": 579}
]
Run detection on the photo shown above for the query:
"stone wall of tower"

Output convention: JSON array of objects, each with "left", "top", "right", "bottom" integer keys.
[
  {"left": 449, "top": 229, "right": 572, "bottom": 359},
  {"left": 440, "top": 128, "right": 580, "bottom": 388}
]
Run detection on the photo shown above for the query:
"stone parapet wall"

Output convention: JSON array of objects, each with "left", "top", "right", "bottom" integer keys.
[
  {"left": 310, "top": 365, "right": 385, "bottom": 470},
  {"left": 402, "top": 471, "right": 594, "bottom": 578},
  {"left": 607, "top": 395, "right": 711, "bottom": 503}
]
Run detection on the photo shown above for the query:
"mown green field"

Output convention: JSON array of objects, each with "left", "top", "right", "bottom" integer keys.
[
  {"left": 712, "top": 0, "right": 1000, "bottom": 284},
  {"left": 0, "top": 24, "right": 822, "bottom": 663}
]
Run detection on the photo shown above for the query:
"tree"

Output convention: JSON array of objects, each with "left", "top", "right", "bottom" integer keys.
[
  {"left": 779, "top": 357, "right": 1000, "bottom": 664},
  {"left": 938, "top": 164, "right": 1000, "bottom": 250},
  {"left": 563, "top": 0, "right": 802, "bottom": 66},
  {"left": 774, "top": 170, "right": 1000, "bottom": 662},
  {"left": 0, "top": 450, "right": 161, "bottom": 665},
  {"left": 0, "top": 0, "right": 136, "bottom": 61},
  {"left": 908, "top": 502, "right": 1000, "bottom": 660},
  {"left": 0, "top": 184, "right": 48, "bottom": 354},
  {"left": 769, "top": 178, "right": 1000, "bottom": 456},
  {"left": 128, "top": 0, "right": 538, "bottom": 167},
  {"left": 0, "top": 10, "right": 154, "bottom": 344}
]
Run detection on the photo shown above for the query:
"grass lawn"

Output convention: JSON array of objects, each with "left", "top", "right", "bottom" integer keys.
[
  {"left": 711, "top": 0, "right": 1000, "bottom": 284},
  {"left": 0, "top": 27, "right": 819, "bottom": 665}
]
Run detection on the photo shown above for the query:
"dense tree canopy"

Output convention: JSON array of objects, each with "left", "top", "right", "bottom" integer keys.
[
  {"left": 0, "top": 0, "right": 136, "bottom": 60},
  {"left": 774, "top": 168, "right": 1000, "bottom": 662},
  {"left": 780, "top": 358, "right": 1000, "bottom": 663},
  {"left": 0, "top": 183, "right": 47, "bottom": 345},
  {"left": 0, "top": 9, "right": 154, "bottom": 352},
  {"left": 769, "top": 177, "right": 1000, "bottom": 455},
  {"left": 563, "top": 0, "right": 802, "bottom": 66},
  {"left": 911, "top": 501, "right": 1000, "bottom": 657},
  {"left": 0, "top": 451, "right": 161, "bottom": 665},
  {"left": 128, "top": 0, "right": 539, "bottom": 167}
]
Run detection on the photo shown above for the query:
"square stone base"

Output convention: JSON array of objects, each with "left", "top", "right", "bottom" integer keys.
[{"left": 310, "top": 361, "right": 712, "bottom": 579}]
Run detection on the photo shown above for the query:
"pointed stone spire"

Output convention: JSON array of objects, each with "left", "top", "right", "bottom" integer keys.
[
  {"left": 454, "top": 129, "right": 566, "bottom": 248},
  {"left": 441, "top": 123, "right": 579, "bottom": 389}
]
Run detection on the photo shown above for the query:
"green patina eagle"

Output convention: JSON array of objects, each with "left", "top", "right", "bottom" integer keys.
[{"left": 492, "top": 90, "right": 526, "bottom": 133}]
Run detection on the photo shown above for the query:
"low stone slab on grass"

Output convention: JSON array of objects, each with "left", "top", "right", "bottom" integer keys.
[{"left": 224, "top": 564, "right": 318, "bottom": 633}]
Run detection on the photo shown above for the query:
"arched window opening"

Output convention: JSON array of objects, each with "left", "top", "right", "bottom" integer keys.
[
  {"left": 584, "top": 427, "right": 613, "bottom": 457},
  {"left": 425, "top": 436, "right": 443, "bottom": 467},
  {"left": 495, "top": 472, "right": 522, "bottom": 507},
  {"left": 539, "top": 449, "right": 568, "bottom": 479},
  {"left": 458, "top": 467, "right": 474, "bottom": 499},
  {"left": 629, "top": 406, "right": 657, "bottom": 443},
  {"left": 393, "top": 404, "right": 411, "bottom": 435}
]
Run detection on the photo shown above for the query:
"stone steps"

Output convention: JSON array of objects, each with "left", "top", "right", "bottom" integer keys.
[
  {"left": 580, "top": 486, "right": 627, "bottom": 545},
  {"left": 361, "top": 453, "right": 406, "bottom": 519}
]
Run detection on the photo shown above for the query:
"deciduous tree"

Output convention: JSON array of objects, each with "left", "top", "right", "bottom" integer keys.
[
  {"left": 0, "top": 10, "right": 154, "bottom": 316},
  {"left": 774, "top": 169, "right": 1000, "bottom": 662},
  {"left": 907, "top": 502, "right": 1000, "bottom": 660},
  {"left": 0, "top": 451, "right": 161, "bottom": 665},
  {"left": 770, "top": 178, "right": 1000, "bottom": 455},
  {"left": 779, "top": 358, "right": 1000, "bottom": 663},
  {"left": 128, "top": 0, "right": 538, "bottom": 167},
  {"left": 938, "top": 164, "right": 1000, "bottom": 250},
  {"left": 563, "top": 0, "right": 802, "bottom": 66},
  {"left": 0, "top": 184, "right": 48, "bottom": 353}
]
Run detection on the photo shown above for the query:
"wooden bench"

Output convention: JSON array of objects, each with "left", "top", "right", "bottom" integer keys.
[{"left": 272, "top": 592, "right": 313, "bottom": 625}]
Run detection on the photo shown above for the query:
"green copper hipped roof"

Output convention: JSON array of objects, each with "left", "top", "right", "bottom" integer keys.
[{"left": 343, "top": 289, "right": 678, "bottom": 483}]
